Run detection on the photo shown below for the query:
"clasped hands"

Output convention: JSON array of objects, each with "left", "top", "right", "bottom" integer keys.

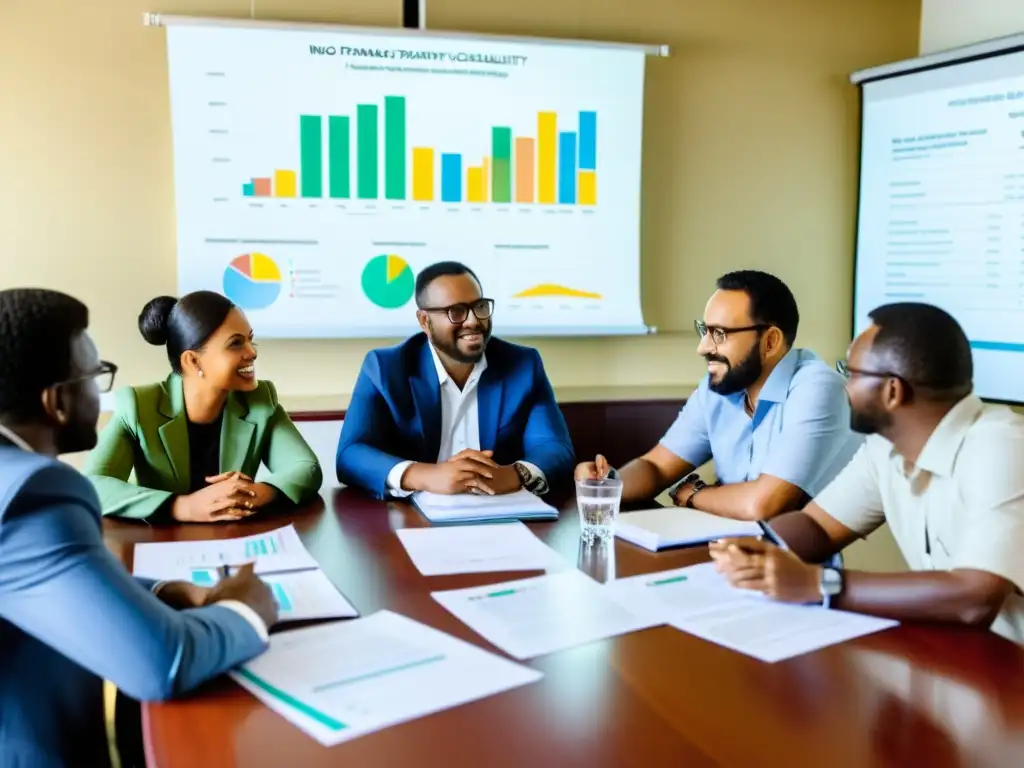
[
  {"left": 405, "top": 449, "right": 521, "bottom": 496},
  {"left": 709, "top": 537, "right": 823, "bottom": 604},
  {"left": 171, "top": 471, "right": 278, "bottom": 523}
]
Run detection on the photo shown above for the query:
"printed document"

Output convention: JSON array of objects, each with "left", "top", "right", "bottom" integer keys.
[
  {"left": 133, "top": 525, "right": 357, "bottom": 622},
  {"left": 432, "top": 570, "right": 660, "bottom": 659},
  {"left": 132, "top": 524, "right": 318, "bottom": 579},
  {"left": 396, "top": 521, "right": 566, "bottom": 576},
  {"left": 232, "top": 610, "right": 542, "bottom": 746},
  {"left": 604, "top": 563, "right": 898, "bottom": 662}
]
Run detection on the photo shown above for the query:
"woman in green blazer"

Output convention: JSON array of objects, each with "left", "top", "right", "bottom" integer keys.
[{"left": 85, "top": 291, "right": 323, "bottom": 522}]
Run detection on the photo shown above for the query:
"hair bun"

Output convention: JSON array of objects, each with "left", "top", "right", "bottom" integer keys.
[{"left": 138, "top": 296, "right": 178, "bottom": 346}]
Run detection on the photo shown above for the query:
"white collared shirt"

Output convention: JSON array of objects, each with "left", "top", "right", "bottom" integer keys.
[
  {"left": 0, "top": 422, "right": 268, "bottom": 641},
  {"left": 386, "top": 345, "right": 546, "bottom": 496},
  {"left": 815, "top": 395, "right": 1024, "bottom": 644}
]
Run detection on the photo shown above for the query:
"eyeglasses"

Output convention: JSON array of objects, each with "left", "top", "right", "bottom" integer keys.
[
  {"left": 835, "top": 359, "right": 913, "bottom": 390},
  {"left": 694, "top": 320, "right": 768, "bottom": 346},
  {"left": 58, "top": 361, "right": 118, "bottom": 394},
  {"left": 419, "top": 298, "right": 495, "bottom": 324}
]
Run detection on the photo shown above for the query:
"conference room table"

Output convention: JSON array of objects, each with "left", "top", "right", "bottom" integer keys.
[{"left": 102, "top": 489, "right": 1024, "bottom": 767}]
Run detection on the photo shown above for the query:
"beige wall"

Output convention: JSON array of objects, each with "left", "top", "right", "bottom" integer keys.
[
  {"left": 1, "top": 0, "right": 919, "bottom": 400},
  {"left": 921, "top": 0, "right": 1024, "bottom": 53}
]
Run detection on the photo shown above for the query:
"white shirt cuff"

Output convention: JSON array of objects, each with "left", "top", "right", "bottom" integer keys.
[
  {"left": 517, "top": 461, "right": 549, "bottom": 495},
  {"left": 386, "top": 460, "right": 416, "bottom": 497},
  {"left": 216, "top": 600, "right": 270, "bottom": 642}
]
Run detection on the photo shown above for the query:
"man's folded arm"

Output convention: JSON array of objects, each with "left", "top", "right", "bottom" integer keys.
[{"left": 0, "top": 477, "right": 266, "bottom": 701}]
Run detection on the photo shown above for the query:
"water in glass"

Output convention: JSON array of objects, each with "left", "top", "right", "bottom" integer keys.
[{"left": 575, "top": 477, "right": 623, "bottom": 543}]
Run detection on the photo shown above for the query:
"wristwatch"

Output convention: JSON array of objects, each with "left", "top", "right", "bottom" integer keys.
[
  {"left": 680, "top": 473, "right": 708, "bottom": 508},
  {"left": 819, "top": 567, "right": 844, "bottom": 608},
  {"left": 513, "top": 461, "right": 543, "bottom": 493}
]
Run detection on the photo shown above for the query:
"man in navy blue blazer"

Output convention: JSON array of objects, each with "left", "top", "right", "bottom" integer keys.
[
  {"left": 0, "top": 288, "right": 278, "bottom": 768},
  {"left": 336, "top": 261, "right": 574, "bottom": 499}
]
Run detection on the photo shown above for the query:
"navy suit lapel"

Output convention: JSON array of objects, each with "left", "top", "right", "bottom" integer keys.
[
  {"left": 411, "top": 341, "right": 442, "bottom": 459},
  {"left": 477, "top": 368, "right": 503, "bottom": 452}
]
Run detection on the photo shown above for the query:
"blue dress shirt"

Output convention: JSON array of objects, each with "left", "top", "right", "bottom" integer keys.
[{"left": 659, "top": 349, "right": 863, "bottom": 495}]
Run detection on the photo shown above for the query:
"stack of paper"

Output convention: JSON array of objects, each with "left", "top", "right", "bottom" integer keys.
[
  {"left": 231, "top": 610, "right": 542, "bottom": 746},
  {"left": 133, "top": 525, "right": 358, "bottom": 622},
  {"left": 412, "top": 488, "right": 559, "bottom": 523},
  {"left": 432, "top": 570, "right": 660, "bottom": 659},
  {"left": 604, "top": 562, "right": 898, "bottom": 662},
  {"left": 396, "top": 521, "right": 567, "bottom": 575},
  {"left": 614, "top": 507, "right": 762, "bottom": 551}
]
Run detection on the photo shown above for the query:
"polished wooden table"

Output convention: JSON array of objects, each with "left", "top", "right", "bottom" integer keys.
[{"left": 102, "top": 491, "right": 1024, "bottom": 767}]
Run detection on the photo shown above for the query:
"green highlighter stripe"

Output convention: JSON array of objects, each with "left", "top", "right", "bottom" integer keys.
[
  {"left": 647, "top": 575, "right": 688, "bottom": 587},
  {"left": 235, "top": 669, "right": 347, "bottom": 731},
  {"left": 312, "top": 655, "right": 446, "bottom": 693}
]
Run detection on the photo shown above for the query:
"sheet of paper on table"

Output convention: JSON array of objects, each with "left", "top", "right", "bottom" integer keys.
[
  {"left": 604, "top": 562, "right": 898, "bottom": 663},
  {"left": 231, "top": 610, "right": 542, "bottom": 746},
  {"left": 431, "top": 570, "right": 661, "bottom": 659},
  {"left": 396, "top": 521, "right": 567, "bottom": 576}
]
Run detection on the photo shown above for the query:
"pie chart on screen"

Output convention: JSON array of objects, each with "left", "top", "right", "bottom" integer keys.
[
  {"left": 223, "top": 253, "right": 282, "bottom": 310},
  {"left": 362, "top": 254, "right": 414, "bottom": 309}
]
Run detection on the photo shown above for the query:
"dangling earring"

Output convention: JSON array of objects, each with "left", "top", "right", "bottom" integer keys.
[{"left": 198, "top": 370, "right": 204, "bottom": 378}]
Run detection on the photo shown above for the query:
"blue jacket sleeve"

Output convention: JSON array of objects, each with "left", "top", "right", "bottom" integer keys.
[
  {"left": 0, "top": 464, "right": 267, "bottom": 702},
  {"left": 520, "top": 350, "right": 575, "bottom": 488},
  {"left": 335, "top": 353, "right": 408, "bottom": 498}
]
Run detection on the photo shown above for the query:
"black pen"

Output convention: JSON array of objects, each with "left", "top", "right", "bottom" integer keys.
[{"left": 757, "top": 520, "right": 789, "bottom": 551}]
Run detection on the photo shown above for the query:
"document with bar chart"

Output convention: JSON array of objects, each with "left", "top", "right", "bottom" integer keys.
[
  {"left": 164, "top": 23, "right": 648, "bottom": 337},
  {"left": 132, "top": 525, "right": 359, "bottom": 622}
]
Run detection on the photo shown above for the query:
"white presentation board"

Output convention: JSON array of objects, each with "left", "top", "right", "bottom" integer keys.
[
  {"left": 855, "top": 44, "right": 1024, "bottom": 402},
  {"left": 163, "top": 21, "right": 650, "bottom": 338}
]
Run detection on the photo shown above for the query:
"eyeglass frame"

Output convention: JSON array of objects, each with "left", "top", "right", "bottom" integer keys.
[
  {"left": 835, "top": 359, "right": 919, "bottom": 398},
  {"left": 418, "top": 298, "right": 495, "bottom": 325},
  {"left": 56, "top": 360, "right": 118, "bottom": 394},
  {"left": 836, "top": 359, "right": 976, "bottom": 403},
  {"left": 694, "top": 319, "right": 769, "bottom": 347}
]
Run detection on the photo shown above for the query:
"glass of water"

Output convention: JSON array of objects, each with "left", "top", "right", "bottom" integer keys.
[{"left": 575, "top": 476, "right": 623, "bottom": 543}]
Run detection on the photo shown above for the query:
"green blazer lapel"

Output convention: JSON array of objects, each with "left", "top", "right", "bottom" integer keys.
[
  {"left": 220, "top": 392, "right": 256, "bottom": 475},
  {"left": 157, "top": 376, "right": 190, "bottom": 492}
]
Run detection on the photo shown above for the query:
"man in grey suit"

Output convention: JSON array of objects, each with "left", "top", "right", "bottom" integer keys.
[{"left": 0, "top": 288, "right": 279, "bottom": 768}]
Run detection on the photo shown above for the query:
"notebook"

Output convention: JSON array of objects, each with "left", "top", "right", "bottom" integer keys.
[
  {"left": 614, "top": 507, "right": 761, "bottom": 551},
  {"left": 412, "top": 488, "right": 559, "bottom": 524}
]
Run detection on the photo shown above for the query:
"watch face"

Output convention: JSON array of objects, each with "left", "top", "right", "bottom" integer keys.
[{"left": 821, "top": 568, "right": 843, "bottom": 596}]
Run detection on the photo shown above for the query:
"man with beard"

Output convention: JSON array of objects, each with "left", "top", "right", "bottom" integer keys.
[
  {"left": 577, "top": 270, "right": 861, "bottom": 519},
  {"left": 336, "top": 261, "right": 574, "bottom": 498},
  {"left": 711, "top": 302, "right": 1024, "bottom": 642},
  {"left": 0, "top": 288, "right": 277, "bottom": 767}
]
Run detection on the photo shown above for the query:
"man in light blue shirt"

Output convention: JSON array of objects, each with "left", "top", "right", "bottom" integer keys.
[{"left": 577, "top": 270, "right": 862, "bottom": 520}]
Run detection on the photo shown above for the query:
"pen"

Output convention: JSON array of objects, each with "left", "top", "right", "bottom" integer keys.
[{"left": 757, "top": 520, "right": 789, "bottom": 551}]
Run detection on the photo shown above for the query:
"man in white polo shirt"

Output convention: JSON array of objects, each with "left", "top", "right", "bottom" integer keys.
[{"left": 711, "top": 302, "right": 1024, "bottom": 643}]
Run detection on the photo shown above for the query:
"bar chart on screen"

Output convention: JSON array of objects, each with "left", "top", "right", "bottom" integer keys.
[
  {"left": 167, "top": 24, "right": 647, "bottom": 337},
  {"left": 238, "top": 102, "right": 599, "bottom": 209}
]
